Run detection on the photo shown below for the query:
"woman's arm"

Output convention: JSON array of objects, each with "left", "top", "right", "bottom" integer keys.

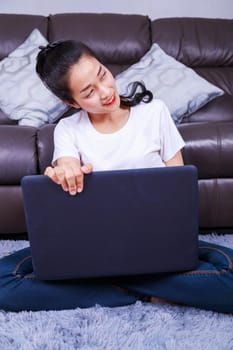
[
  {"left": 164, "top": 151, "right": 184, "bottom": 167},
  {"left": 44, "top": 156, "right": 93, "bottom": 195}
]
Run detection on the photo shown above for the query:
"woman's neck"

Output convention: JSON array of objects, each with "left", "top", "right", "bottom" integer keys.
[{"left": 88, "top": 107, "right": 130, "bottom": 134}]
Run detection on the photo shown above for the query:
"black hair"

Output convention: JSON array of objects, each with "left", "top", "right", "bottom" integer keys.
[
  {"left": 120, "top": 81, "right": 153, "bottom": 107},
  {"left": 36, "top": 40, "right": 98, "bottom": 104},
  {"left": 36, "top": 40, "right": 153, "bottom": 107}
]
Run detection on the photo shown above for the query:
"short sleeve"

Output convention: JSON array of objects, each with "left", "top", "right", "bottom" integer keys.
[
  {"left": 52, "top": 119, "right": 80, "bottom": 165},
  {"left": 159, "top": 101, "right": 185, "bottom": 162}
]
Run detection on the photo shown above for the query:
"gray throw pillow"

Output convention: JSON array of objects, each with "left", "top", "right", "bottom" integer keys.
[
  {"left": 0, "top": 29, "right": 68, "bottom": 127},
  {"left": 115, "top": 43, "right": 224, "bottom": 124}
]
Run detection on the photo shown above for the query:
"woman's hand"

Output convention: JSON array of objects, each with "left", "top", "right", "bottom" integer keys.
[{"left": 44, "top": 157, "right": 93, "bottom": 195}]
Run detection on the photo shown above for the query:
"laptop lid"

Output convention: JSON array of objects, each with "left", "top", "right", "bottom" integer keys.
[{"left": 21, "top": 165, "right": 199, "bottom": 280}]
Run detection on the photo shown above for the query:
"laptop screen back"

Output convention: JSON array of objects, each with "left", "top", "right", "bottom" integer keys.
[{"left": 21, "top": 165, "right": 199, "bottom": 280}]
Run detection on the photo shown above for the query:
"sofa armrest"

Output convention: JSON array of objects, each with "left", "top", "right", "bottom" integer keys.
[
  {"left": 37, "top": 124, "right": 56, "bottom": 174},
  {"left": 178, "top": 121, "right": 233, "bottom": 179},
  {"left": 0, "top": 125, "right": 38, "bottom": 184}
]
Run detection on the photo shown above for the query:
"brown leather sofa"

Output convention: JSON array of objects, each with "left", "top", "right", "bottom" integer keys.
[{"left": 0, "top": 13, "right": 233, "bottom": 236}]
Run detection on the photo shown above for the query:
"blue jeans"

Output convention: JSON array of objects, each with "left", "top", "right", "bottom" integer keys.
[{"left": 0, "top": 240, "right": 233, "bottom": 313}]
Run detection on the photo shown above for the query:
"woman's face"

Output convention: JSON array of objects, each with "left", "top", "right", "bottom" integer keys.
[{"left": 67, "top": 55, "right": 121, "bottom": 115}]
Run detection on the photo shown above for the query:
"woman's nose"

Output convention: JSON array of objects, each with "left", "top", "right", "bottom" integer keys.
[{"left": 99, "top": 84, "right": 110, "bottom": 100}]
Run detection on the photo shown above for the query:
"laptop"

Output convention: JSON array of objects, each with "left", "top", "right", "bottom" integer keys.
[{"left": 21, "top": 165, "right": 199, "bottom": 280}]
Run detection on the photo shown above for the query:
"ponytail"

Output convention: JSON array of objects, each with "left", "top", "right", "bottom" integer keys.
[{"left": 120, "top": 81, "right": 153, "bottom": 107}]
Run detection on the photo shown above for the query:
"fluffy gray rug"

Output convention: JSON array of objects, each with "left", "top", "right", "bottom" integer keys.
[{"left": 0, "top": 234, "right": 233, "bottom": 350}]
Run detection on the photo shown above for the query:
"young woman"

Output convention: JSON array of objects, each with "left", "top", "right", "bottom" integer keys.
[
  {"left": 36, "top": 41, "right": 184, "bottom": 196},
  {"left": 0, "top": 41, "right": 232, "bottom": 312}
]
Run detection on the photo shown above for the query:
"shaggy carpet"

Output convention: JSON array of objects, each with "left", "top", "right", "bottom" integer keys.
[{"left": 0, "top": 234, "right": 233, "bottom": 350}]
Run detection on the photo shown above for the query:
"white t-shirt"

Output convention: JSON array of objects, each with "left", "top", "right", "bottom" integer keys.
[{"left": 52, "top": 99, "right": 185, "bottom": 171}]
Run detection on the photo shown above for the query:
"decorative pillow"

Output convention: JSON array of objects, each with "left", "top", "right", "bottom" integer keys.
[
  {"left": 115, "top": 43, "right": 224, "bottom": 124},
  {"left": 0, "top": 29, "right": 68, "bottom": 127}
]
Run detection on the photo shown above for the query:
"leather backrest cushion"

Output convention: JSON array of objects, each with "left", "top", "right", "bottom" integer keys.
[
  {"left": 152, "top": 18, "right": 233, "bottom": 67},
  {"left": 0, "top": 110, "right": 17, "bottom": 125},
  {"left": 49, "top": 13, "right": 151, "bottom": 67},
  {"left": 195, "top": 67, "right": 233, "bottom": 96},
  {"left": 0, "top": 14, "right": 48, "bottom": 60},
  {"left": 182, "top": 95, "right": 233, "bottom": 124}
]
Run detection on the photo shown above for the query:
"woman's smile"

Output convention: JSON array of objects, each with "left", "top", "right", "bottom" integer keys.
[{"left": 103, "top": 94, "right": 117, "bottom": 106}]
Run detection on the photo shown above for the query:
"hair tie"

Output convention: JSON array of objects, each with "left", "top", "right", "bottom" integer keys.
[{"left": 39, "top": 41, "right": 63, "bottom": 53}]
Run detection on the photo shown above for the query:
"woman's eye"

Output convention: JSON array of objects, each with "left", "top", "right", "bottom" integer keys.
[
  {"left": 100, "top": 71, "right": 107, "bottom": 80},
  {"left": 86, "top": 90, "right": 94, "bottom": 98}
]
